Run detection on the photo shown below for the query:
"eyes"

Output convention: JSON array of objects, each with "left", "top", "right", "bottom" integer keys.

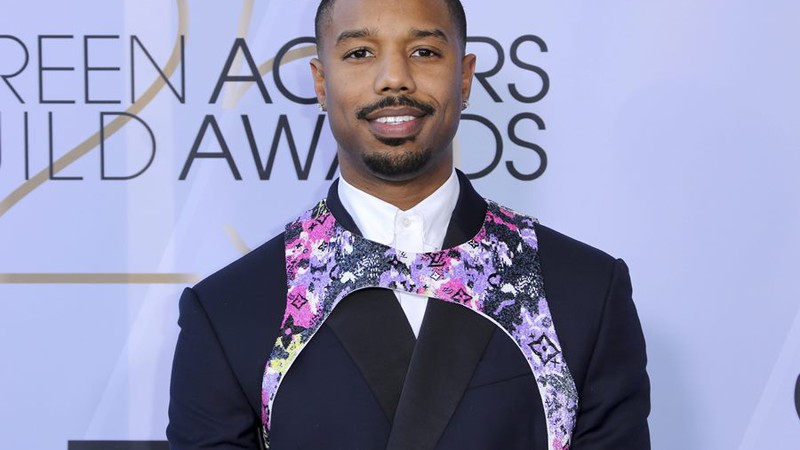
[
  {"left": 344, "top": 48, "right": 372, "bottom": 59},
  {"left": 343, "top": 47, "right": 441, "bottom": 60},
  {"left": 412, "top": 48, "right": 438, "bottom": 58}
]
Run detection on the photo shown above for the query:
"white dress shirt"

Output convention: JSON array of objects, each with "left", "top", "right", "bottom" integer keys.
[{"left": 337, "top": 170, "right": 460, "bottom": 337}]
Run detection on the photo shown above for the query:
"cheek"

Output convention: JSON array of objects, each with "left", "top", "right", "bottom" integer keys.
[
  {"left": 326, "top": 109, "right": 352, "bottom": 141},
  {"left": 323, "top": 101, "right": 363, "bottom": 149},
  {"left": 421, "top": 77, "right": 464, "bottom": 110},
  {"left": 327, "top": 71, "right": 368, "bottom": 103}
]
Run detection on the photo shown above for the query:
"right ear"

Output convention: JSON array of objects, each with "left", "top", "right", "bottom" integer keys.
[{"left": 310, "top": 58, "right": 326, "bottom": 107}]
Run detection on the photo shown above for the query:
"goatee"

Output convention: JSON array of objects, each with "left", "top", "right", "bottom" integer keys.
[{"left": 363, "top": 146, "right": 432, "bottom": 178}]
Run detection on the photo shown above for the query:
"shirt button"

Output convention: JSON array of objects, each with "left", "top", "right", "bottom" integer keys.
[{"left": 402, "top": 217, "right": 412, "bottom": 227}]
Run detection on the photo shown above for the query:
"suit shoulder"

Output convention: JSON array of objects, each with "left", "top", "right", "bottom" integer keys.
[
  {"left": 532, "top": 222, "right": 621, "bottom": 322},
  {"left": 533, "top": 223, "right": 634, "bottom": 386},
  {"left": 534, "top": 222, "right": 617, "bottom": 270},
  {"left": 188, "top": 232, "right": 288, "bottom": 339},
  {"left": 195, "top": 232, "right": 286, "bottom": 297},
  {"left": 176, "top": 232, "right": 288, "bottom": 416}
]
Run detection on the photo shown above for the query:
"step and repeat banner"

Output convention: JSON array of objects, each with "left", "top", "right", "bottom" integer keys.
[{"left": 1, "top": 1, "right": 799, "bottom": 449}]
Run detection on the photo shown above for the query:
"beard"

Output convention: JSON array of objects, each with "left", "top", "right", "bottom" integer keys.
[
  {"left": 354, "top": 95, "right": 438, "bottom": 178},
  {"left": 362, "top": 142, "right": 432, "bottom": 178}
]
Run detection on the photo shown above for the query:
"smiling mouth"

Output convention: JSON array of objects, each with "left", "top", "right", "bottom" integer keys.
[
  {"left": 374, "top": 115, "right": 417, "bottom": 124},
  {"left": 357, "top": 97, "right": 435, "bottom": 143},
  {"left": 367, "top": 112, "right": 425, "bottom": 140}
]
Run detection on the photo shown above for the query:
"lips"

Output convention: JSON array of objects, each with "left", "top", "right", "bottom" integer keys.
[
  {"left": 374, "top": 115, "right": 416, "bottom": 124},
  {"left": 364, "top": 107, "right": 427, "bottom": 140}
]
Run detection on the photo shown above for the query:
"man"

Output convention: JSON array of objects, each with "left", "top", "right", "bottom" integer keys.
[{"left": 168, "top": 0, "right": 650, "bottom": 449}]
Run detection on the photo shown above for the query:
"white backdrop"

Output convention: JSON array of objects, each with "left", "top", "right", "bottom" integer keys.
[{"left": 1, "top": 1, "right": 799, "bottom": 449}]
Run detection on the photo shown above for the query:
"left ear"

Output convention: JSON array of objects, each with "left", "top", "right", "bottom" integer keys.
[
  {"left": 460, "top": 53, "right": 477, "bottom": 102},
  {"left": 310, "top": 57, "right": 327, "bottom": 106}
]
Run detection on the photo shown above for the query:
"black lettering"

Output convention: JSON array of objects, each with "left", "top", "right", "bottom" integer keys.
[
  {"left": 326, "top": 154, "right": 339, "bottom": 180},
  {"left": 67, "top": 441, "right": 168, "bottom": 450},
  {"left": 795, "top": 373, "right": 800, "bottom": 420},
  {"left": 242, "top": 114, "right": 326, "bottom": 180},
  {"left": 130, "top": 35, "right": 185, "bottom": 103},
  {"left": 210, "top": 38, "right": 270, "bottom": 104},
  {"left": 467, "top": 36, "right": 504, "bottom": 103},
  {"left": 460, "top": 114, "right": 502, "bottom": 179},
  {"left": 3, "top": 112, "right": 31, "bottom": 178},
  {"left": 24, "top": 112, "right": 30, "bottom": 179},
  {"left": 0, "top": 35, "right": 29, "bottom": 103},
  {"left": 85, "top": 35, "right": 122, "bottom": 104},
  {"left": 179, "top": 115, "right": 241, "bottom": 180},
  {"left": 100, "top": 112, "right": 156, "bottom": 180},
  {"left": 274, "top": 37, "right": 317, "bottom": 105},
  {"left": 508, "top": 35, "right": 549, "bottom": 104},
  {"left": 506, "top": 112, "right": 546, "bottom": 180},
  {"left": 48, "top": 112, "right": 82, "bottom": 180},
  {"left": 39, "top": 35, "right": 76, "bottom": 104}
]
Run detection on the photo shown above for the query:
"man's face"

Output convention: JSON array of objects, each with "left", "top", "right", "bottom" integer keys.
[{"left": 311, "top": 0, "right": 475, "bottom": 185}]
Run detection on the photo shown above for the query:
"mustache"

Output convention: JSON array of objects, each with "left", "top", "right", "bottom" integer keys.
[{"left": 356, "top": 96, "right": 436, "bottom": 120}]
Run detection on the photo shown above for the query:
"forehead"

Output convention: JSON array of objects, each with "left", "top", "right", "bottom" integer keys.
[{"left": 325, "top": 0, "right": 455, "bottom": 42}]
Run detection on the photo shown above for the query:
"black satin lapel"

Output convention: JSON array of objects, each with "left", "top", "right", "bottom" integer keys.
[
  {"left": 326, "top": 288, "right": 416, "bottom": 423},
  {"left": 325, "top": 179, "right": 362, "bottom": 235},
  {"left": 442, "top": 170, "right": 487, "bottom": 248},
  {"left": 325, "top": 179, "right": 409, "bottom": 422},
  {"left": 386, "top": 299, "right": 495, "bottom": 450},
  {"left": 327, "top": 171, "right": 492, "bottom": 448}
]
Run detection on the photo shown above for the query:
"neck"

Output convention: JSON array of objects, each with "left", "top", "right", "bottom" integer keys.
[{"left": 339, "top": 157, "right": 454, "bottom": 211}]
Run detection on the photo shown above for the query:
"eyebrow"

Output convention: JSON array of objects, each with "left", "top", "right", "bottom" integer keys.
[
  {"left": 410, "top": 28, "right": 449, "bottom": 43},
  {"left": 335, "top": 27, "right": 450, "bottom": 46},
  {"left": 336, "top": 28, "right": 375, "bottom": 46}
]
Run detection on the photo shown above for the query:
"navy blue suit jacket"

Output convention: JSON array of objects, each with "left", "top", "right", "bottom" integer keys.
[{"left": 167, "top": 173, "right": 650, "bottom": 449}]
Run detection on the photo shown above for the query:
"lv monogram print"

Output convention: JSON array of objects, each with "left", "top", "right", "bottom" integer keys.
[{"left": 262, "top": 199, "right": 578, "bottom": 450}]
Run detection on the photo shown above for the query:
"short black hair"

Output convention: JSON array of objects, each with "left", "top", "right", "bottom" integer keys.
[{"left": 314, "top": 0, "right": 467, "bottom": 53}]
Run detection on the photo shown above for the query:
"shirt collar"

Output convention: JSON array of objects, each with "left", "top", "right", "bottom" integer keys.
[{"left": 337, "top": 170, "right": 460, "bottom": 250}]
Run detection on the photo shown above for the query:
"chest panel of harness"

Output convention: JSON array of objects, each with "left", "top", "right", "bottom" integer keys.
[{"left": 261, "top": 199, "right": 578, "bottom": 450}]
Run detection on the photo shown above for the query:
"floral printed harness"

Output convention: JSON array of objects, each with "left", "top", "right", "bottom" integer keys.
[{"left": 262, "top": 199, "right": 578, "bottom": 450}]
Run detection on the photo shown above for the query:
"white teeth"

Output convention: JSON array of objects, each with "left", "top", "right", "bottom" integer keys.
[{"left": 375, "top": 115, "right": 415, "bottom": 124}]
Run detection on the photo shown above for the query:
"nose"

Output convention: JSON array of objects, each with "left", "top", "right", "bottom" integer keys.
[{"left": 374, "top": 51, "right": 416, "bottom": 95}]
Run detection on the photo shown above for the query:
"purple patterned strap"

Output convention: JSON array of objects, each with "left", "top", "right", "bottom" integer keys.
[{"left": 262, "top": 199, "right": 578, "bottom": 450}]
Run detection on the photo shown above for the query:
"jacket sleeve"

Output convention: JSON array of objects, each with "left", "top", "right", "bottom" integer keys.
[
  {"left": 167, "top": 287, "right": 261, "bottom": 450},
  {"left": 571, "top": 259, "right": 651, "bottom": 449}
]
